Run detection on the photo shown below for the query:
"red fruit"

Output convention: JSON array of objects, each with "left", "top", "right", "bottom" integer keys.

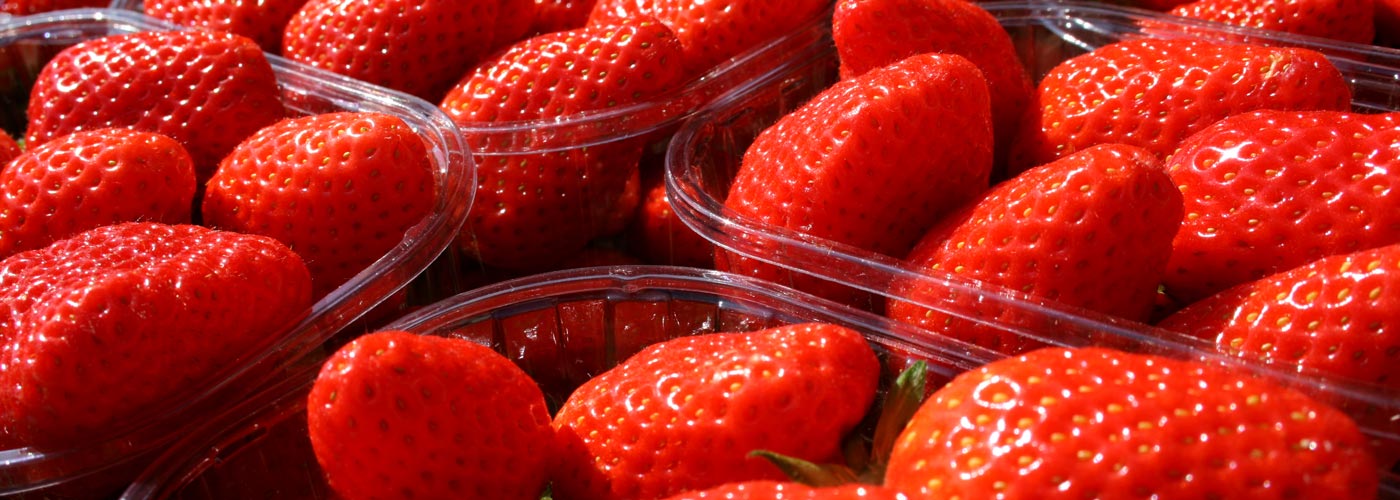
[
  {"left": 0, "top": 222, "right": 312, "bottom": 449},
  {"left": 532, "top": 0, "right": 599, "bottom": 34},
  {"left": 26, "top": 30, "right": 284, "bottom": 179},
  {"left": 0, "top": 128, "right": 195, "bottom": 259},
  {"left": 1009, "top": 38, "right": 1351, "bottom": 174},
  {"left": 283, "top": 0, "right": 536, "bottom": 101},
  {"left": 308, "top": 331, "right": 554, "bottom": 500},
  {"left": 885, "top": 347, "right": 1379, "bottom": 499},
  {"left": 1162, "top": 110, "right": 1400, "bottom": 304},
  {"left": 0, "top": 130, "right": 20, "bottom": 165},
  {"left": 887, "top": 144, "right": 1182, "bottom": 352},
  {"left": 203, "top": 112, "right": 437, "bottom": 299},
  {"left": 552, "top": 323, "right": 881, "bottom": 500},
  {"left": 587, "top": 0, "right": 830, "bottom": 73},
  {"left": 1169, "top": 0, "right": 1374, "bottom": 44},
  {"left": 720, "top": 53, "right": 992, "bottom": 306},
  {"left": 629, "top": 170, "right": 713, "bottom": 267},
  {"left": 0, "top": 0, "right": 106, "bottom": 15},
  {"left": 144, "top": 0, "right": 311, "bottom": 53},
  {"left": 661, "top": 481, "right": 908, "bottom": 500},
  {"left": 440, "top": 19, "right": 689, "bottom": 271},
  {"left": 832, "top": 0, "right": 1033, "bottom": 176}
]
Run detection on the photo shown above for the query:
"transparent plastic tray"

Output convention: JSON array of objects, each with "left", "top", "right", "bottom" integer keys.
[
  {"left": 0, "top": 9, "right": 473, "bottom": 497},
  {"left": 667, "top": 0, "right": 1400, "bottom": 484}
]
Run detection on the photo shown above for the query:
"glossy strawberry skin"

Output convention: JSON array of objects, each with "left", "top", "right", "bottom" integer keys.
[
  {"left": 532, "top": 0, "right": 599, "bottom": 34},
  {"left": 662, "top": 481, "right": 909, "bottom": 500},
  {"left": 0, "top": 222, "right": 312, "bottom": 450},
  {"left": 26, "top": 31, "right": 284, "bottom": 179},
  {"left": 283, "top": 0, "right": 535, "bottom": 102},
  {"left": 552, "top": 323, "right": 881, "bottom": 500},
  {"left": 721, "top": 53, "right": 992, "bottom": 306},
  {"left": 308, "top": 331, "right": 554, "bottom": 500},
  {"left": 1009, "top": 39, "right": 1351, "bottom": 174},
  {"left": 203, "top": 112, "right": 437, "bottom": 299},
  {"left": 441, "top": 19, "right": 689, "bottom": 271},
  {"left": 1170, "top": 0, "right": 1374, "bottom": 44},
  {"left": 1162, "top": 110, "right": 1400, "bottom": 304},
  {"left": 888, "top": 144, "right": 1182, "bottom": 352},
  {"left": 628, "top": 170, "right": 713, "bottom": 267},
  {"left": 144, "top": 0, "right": 311, "bottom": 52},
  {"left": 0, "top": 128, "right": 196, "bottom": 260},
  {"left": 587, "top": 0, "right": 830, "bottom": 73},
  {"left": 886, "top": 347, "right": 1378, "bottom": 499},
  {"left": 0, "top": 131, "right": 20, "bottom": 165}
]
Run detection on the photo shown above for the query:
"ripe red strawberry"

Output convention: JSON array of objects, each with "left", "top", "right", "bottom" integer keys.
[
  {"left": 0, "top": 130, "right": 20, "bottom": 165},
  {"left": 1162, "top": 110, "right": 1400, "bottom": 304},
  {"left": 587, "top": 0, "right": 830, "bottom": 73},
  {"left": 0, "top": 128, "right": 195, "bottom": 259},
  {"left": 1008, "top": 38, "right": 1351, "bottom": 174},
  {"left": 721, "top": 53, "right": 992, "bottom": 306},
  {"left": 553, "top": 323, "right": 881, "bottom": 500},
  {"left": 888, "top": 144, "right": 1182, "bottom": 353},
  {"left": 1169, "top": 0, "right": 1374, "bottom": 44},
  {"left": 144, "top": 0, "right": 311, "bottom": 53},
  {"left": 832, "top": 0, "right": 1032, "bottom": 177},
  {"left": 26, "top": 30, "right": 284, "bottom": 179},
  {"left": 203, "top": 112, "right": 437, "bottom": 299},
  {"left": 532, "top": 0, "right": 599, "bottom": 34},
  {"left": 440, "top": 18, "right": 689, "bottom": 271},
  {"left": 0, "top": 0, "right": 106, "bottom": 15},
  {"left": 628, "top": 169, "right": 713, "bottom": 267},
  {"left": 283, "top": 0, "right": 536, "bottom": 102},
  {"left": 0, "top": 222, "right": 312, "bottom": 449},
  {"left": 308, "top": 330, "right": 554, "bottom": 500},
  {"left": 662, "top": 481, "right": 908, "bottom": 500},
  {"left": 885, "top": 347, "right": 1379, "bottom": 499}
]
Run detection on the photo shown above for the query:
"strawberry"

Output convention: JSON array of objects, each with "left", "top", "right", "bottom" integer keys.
[
  {"left": 282, "top": 0, "right": 536, "bottom": 102},
  {"left": 720, "top": 53, "right": 992, "bottom": 306},
  {"left": 203, "top": 112, "right": 437, "bottom": 299},
  {"left": 832, "top": 0, "right": 1033, "bottom": 177},
  {"left": 0, "top": 0, "right": 106, "bottom": 15},
  {"left": 553, "top": 323, "right": 881, "bottom": 500},
  {"left": 0, "top": 130, "right": 20, "bottom": 165},
  {"left": 532, "top": 0, "right": 599, "bottom": 34},
  {"left": 885, "top": 347, "right": 1379, "bottom": 499},
  {"left": 587, "top": 0, "right": 830, "bottom": 74},
  {"left": 1169, "top": 0, "right": 1374, "bottom": 44},
  {"left": 1161, "top": 110, "right": 1400, "bottom": 304},
  {"left": 25, "top": 30, "right": 285, "bottom": 179},
  {"left": 628, "top": 169, "right": 714, "bottom": 267},
  {"left": 144, "top": 0, "right": 311, "bottom": 53},
  {"left": 887, "top": 144, "right": 1182, "bottom": 353},
  {"left": 440, "top": 18, "right": 689, "bottom": 271},
  {"left": 661, "top": 481, "right": 908, "bottom": 500},
  {"left": 1008, "top": 38, "right": 1351, "bottom": 174},
  {"left": 0, "top": 222, "right": 312, "bottom": 449},
  {"left": 0, "top": 128, "right": 196, "bottom": 259},
  {"left": 307, "top": 330, "right": 554, "bottom": 500}
]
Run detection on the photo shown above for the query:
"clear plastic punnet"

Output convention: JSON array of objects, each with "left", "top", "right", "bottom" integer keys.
[
  {"left": 0, "top": 9, "right": 473, "bottom": 497},
  {"left": 666, "top": 0, "right": 1400, "bottom": 491}
]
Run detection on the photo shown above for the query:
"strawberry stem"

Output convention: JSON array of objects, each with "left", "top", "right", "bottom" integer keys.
[
  {"left": 868, "top": 361, "right": 928, "bottom": 479},
  {"left": 749, "top": 450, "right": 861, "bottom": 487}
]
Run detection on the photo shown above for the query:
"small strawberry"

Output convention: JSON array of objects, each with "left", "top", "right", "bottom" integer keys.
[
  {"left": 587, "top": 0, "right": 831, "bottom": 73},
  {"left": 661, "top": 481, "right": 908, "bottom": 500},
  {"left": 0, "top": 222, "right": 313, "bottom": 449},
  {"left": 203, "top": 112, "right": 437, "bottom": 299},
  {"left": 440, "top": 18, "right": 689, "bottom": 271},
  {"left": 308, "top": 330, "right": 554, "bottom": 500},
  {"left": 532, "top": 0, "right": 599, "bottom": 34},
  {"left": 721, "top": 53, "right": 992, "bottom": 306},
  {"left": 0, "top": 0, "right": 106, "bottom": 15},
  {"left": 1008, "top": 38, "right": 1351, "bottom": 174},
  {"left": 0, "top": 130, "right": 20, "bottom": 165},
  {"left": 885, "top": 347, "right": 1379, "bottom": 499},
  {"left": 26, "top": 30, "right": 285, "bottom": 179},
  {"left": 1162, "top": 110, "right": 1400, "bottom": 304},
  {"left": 887, "top": 144, "right": 1182, "bottom": 353},
  {"left": 1169, "top": 0, "right": 1374, "bottom": 44},
  {"left": 144, "top": 0, "right": 311, "bottom": 53},
  {"left": 282, "top": 0, "right": 536, "bottom": 102},
  {"left": 0, "top": 128, "right": 196, "bottom": 259},
  {"left": 553, "top": 323, "right": 881, "bottom": 500},
  {"left": 628, "top": 169, "right": 714, "bottom": 267}
]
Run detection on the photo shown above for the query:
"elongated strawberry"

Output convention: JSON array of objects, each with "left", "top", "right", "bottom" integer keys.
[
  {"left": 886, "top": 347, "right": 1378, "bottom": 499},
  {"left": 441, "top": 18, "right": 689, "bottom": 271},
  {"left": 1008, "top": 39, "right": 1351, "bottom": 174},
  {"left": 144, "top": 0, "right": 311, "bottom": 52},
  {"left": 721, "top": 53, "right": 992, "bottom": 306},
  {"left": 26, "top": 31, "right": 284, "bottom": 179},
  {"left": 662, "top": 481, "right": 907, "bottom": 500},
  {"left": 0, "top": 222, "right": 312, "bottom": 449},
  {"left": 1162, "top": 110, "right": 1400, "bottom": 304},
  {"left": 283, "top": 0, "right": 535, "bottom": 102},
  {"left": 0, "top": 128, "right": 196, "bottom": 259},
  {"left": 203, "top": 112, "right": 436, "bottom": 298},
  {"left": 308, "top": 330, "right": 553, "bottom": 500},
  {"left": 833, "top": 0, "right": 1032, "bottom": 177},
  {"left": 0, "top": 130, "right": 20, "bottom": 165},
  {"left": 1170, "top": 0, "right": 1374, "bottom": 44},
  {"left": 587, "top": 0, "right": 830, "bottom": 73},
  {"left": 553, "top": 323, "right": 880, "bottom": 500},
  {"left": 533, "top": 0, "right": 599, "bottom": 34}
]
